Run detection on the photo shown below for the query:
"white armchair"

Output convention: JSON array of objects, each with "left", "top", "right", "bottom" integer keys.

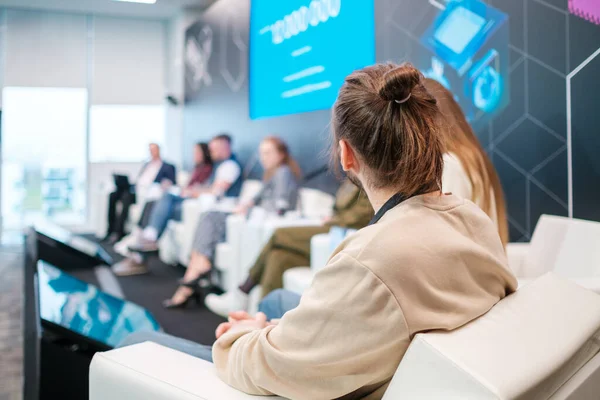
[
  {"left": 508, "top": 215, "right": 600, "bottom": 293},
  {"left": 90, "top": 273, "right": 600, "bottom": 399},
  {"left": 283, "top": 228, "right": 356, "bottom": 296}
]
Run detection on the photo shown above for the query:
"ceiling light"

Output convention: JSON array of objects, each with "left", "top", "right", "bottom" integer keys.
[{"left": 112, "top": 0, "right": 157, "bottom": 4}]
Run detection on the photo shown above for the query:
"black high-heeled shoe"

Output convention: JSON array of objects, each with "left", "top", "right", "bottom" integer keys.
[
  {"left": 177, "top": 271, "right": 211, "bottom": 288},
  {"left": 162, "top": 288, "right": 203, "bottom": 309}
]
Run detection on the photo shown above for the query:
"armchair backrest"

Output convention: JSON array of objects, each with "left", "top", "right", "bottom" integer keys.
[
  {"left": 553, "top": 218, "right": 600, "bottom": 279},
  {"left": 523, "top": 215, "right": 572, "bottom": 278},
  {"left": 385, "top": 273, "right": 600, "bottom": 399},
  {"left": 298, "top": 188, "right": 335, "bottom": 219},
  {"left": 524, "top": 215, "right": 600, "bottom": 280}
]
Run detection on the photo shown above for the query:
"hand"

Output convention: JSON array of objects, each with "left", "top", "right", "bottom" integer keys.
[
  {"left": 215, "top": 312, "right": 269, "bottom": 339},
  {"left": 322, "top": 216, "right": 332, "bottom": 224},
  {"left": 233, "top": 203, "right": 250, "bottom": 216},
  {"left": 160, "top": 179, "right": 173, "bottom": 191}
]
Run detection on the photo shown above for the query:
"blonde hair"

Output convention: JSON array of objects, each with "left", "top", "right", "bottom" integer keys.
[{"left": 424, "top": 78, "right": 509, "bottom": 246}]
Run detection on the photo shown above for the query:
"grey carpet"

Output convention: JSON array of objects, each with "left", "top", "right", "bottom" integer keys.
[{"left": 0, "top": 249, "right": 23, "bottom": 400}]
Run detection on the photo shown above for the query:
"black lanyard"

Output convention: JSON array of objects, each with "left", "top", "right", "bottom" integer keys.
[{"left": 368, "top": 192, "right": 409, "bottom": 226}]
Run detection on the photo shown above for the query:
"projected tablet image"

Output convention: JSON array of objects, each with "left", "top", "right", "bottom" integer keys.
[
  {"left": 250, "top": 0, "right": 375, "bottom": 119},
  {"left": 434, "top": 6, "right": 486, "bottom": 55}
]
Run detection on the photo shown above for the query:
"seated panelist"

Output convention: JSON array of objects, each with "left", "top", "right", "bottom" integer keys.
[
  {"left": 131, "top": 133, "right": 243, "bottom": 253},
  {"left": 120, "top": 63, "right": 517, "bottom": 400},
  {"left": 163, "top": 136, "right": 302, "bottom": 308},
  {"left": 112, "top": 134, "right": 242, "bottom": 276},
  {"left": 135, "top": 142, "right": 213, "bottom": 231},
  {"left": 104, "top": 143, "right": 176, "bottom": 244},
  {"left": 205, "top": 178, "right": 373, "bottom": 317}
]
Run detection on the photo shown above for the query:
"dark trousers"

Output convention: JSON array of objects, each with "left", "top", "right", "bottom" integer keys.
[
  {"left": 107, "top": 190, "right": 136, "bottom": 236},
  {"left": 138, "top": 201, "right": 156, "bottom": 229}
]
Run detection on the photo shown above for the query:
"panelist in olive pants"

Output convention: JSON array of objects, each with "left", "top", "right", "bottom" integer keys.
[{"left": 204, "top": 179, "right": 374, "bottom": 317}]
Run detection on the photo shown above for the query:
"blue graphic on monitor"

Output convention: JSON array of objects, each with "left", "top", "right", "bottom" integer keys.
[
  {"left": 249, "top": 0, "right": 375, "bottom": 120},
  {"left": 419, "top": 0, "right": 509, "bottom": 126}
]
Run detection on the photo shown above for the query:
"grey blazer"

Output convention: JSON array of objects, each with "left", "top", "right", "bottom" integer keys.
[{"left": 254, "top": 165, "right": 300, "bottom": 213}]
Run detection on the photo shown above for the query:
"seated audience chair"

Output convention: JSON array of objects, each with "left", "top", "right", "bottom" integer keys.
[
  {"left": 89, "top": 273, "right": 600, "bottom": 399},
  {"left": 507, "top": 215, "right": 600, "bottom": 293}
]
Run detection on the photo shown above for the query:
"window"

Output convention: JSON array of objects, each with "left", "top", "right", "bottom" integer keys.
[
  {"left": 89, "top": 105, "right": 166, "bottom": 163},
  {"left": 1, "top": 87, "right": 88, "bottom": 228}
]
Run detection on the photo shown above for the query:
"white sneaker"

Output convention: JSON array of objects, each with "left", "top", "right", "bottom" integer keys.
[{"left": 205, "top": 289, "right": 249, "bottom": 318}]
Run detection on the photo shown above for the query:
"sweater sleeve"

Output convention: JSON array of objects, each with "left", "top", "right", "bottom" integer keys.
[{"left": 212, "top": 253, "right": 410, "bottom": 399}]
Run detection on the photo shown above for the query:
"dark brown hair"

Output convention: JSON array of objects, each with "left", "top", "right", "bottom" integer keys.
[
  {"left": 424, "top": 79, "right": 509, "bottom": 246},
  {"left": 213, "top": 133, "right": 232, "bottom": 144},
  {"left": 195, "top": 142, "right": 213, "bottom": 166},
  {"left": 262, "top": 136, "right": 303, "bottom": 181},
  {"left": 331, "top": 63, "right": 445, "bottom": 197}
]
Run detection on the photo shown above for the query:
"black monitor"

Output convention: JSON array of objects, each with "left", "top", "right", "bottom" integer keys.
[
  {"left": 22, "top": 229, "right": 161, "bottom": 399},
  {"left": 23, "top": 229, "right": 41, "bottom": 400},
  {"left": 37, "top": 260, "right": 162, "bottom": 349},
  {"left": 34, "top": 220, "right": 113, "bottom": 269}
]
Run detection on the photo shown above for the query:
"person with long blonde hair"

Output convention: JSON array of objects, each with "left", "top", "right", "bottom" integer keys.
[{"left": 425, "top": 79, "right": 509, "bottom": 246}]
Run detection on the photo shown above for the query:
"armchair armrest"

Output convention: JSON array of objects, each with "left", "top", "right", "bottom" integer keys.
[
  {"left": 506, "top": 242, "right": 531, "bottom": 277},
  {"left": 89, "top": 342, "right": 280, "bottom": 400},
  {"left": 310, "top": 233, "right": 331, "bottom": 273}
]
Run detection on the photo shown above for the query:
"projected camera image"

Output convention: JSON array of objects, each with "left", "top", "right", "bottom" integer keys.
[
  {"left": 249, "top": 0, "right": 375, "bottom": 119},
  {"left": 419, "top": 0, "right": 509, "bottom": 126},
  {"left": 569, "top": 0, "right": 600, "bottom": 25}
]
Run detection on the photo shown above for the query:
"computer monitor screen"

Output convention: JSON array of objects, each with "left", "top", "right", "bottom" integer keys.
[
  {"left": 37, "top": 261, "right": 161, "bottom": 348},
  {"left": 249, "top": 0, "right": 375, "bottom": 119},
  {"left": 434, "top": 6, "right": 486, "bottom": 54},
  {"left": 34, "top": 220, "right": 112, "bottom": 265}
]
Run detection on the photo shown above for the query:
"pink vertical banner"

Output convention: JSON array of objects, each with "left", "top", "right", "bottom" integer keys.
[{"left": 569, "top": 0, "right": 600, "bottom": 25}]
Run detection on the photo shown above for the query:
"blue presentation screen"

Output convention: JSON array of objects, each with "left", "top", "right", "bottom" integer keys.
[{"left": 250, "top": 0, "right": 375, "bottom": 119}]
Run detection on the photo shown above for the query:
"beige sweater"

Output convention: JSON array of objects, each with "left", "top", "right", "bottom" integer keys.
[{"left": 213, "top": 194, "right": 517, "bottom": 400}]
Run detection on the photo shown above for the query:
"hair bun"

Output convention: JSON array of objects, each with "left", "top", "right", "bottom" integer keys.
[{"left": 378, "top": 63, "right": 421, "bottom": 103}]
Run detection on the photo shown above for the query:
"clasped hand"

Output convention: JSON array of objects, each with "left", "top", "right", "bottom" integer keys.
[{"left": 215, "top": 311, "right": 278, "bottom": 339}]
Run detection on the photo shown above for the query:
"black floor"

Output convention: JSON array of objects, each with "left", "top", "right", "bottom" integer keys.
[{"left": 71, "top": 237, "right": 226, "bottom": 346}]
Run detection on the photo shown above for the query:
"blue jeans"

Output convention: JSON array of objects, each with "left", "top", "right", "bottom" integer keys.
[
  {"left": 118, "top": 290, "right": 302, "bottom": 360},
  {"left": 148, "top": 193, "right": 184, "bottom": 238},
  {"left": 258, "top": 289, "right": 301, "bottom": 320}
]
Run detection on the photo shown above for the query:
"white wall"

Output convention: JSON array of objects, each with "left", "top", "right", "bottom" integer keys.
[{"left": 164, "top": 11, "right": 204, "bottom": 170}]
